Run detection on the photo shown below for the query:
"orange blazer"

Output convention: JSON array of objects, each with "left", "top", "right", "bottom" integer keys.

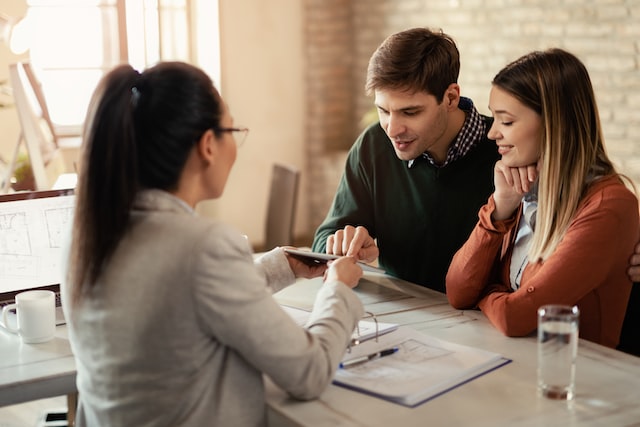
[{"left": 446, "top": 175, "right": 639, "bottom": 348}]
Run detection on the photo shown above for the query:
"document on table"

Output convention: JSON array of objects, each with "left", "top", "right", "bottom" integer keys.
[
  {"left": 333, "top": 325, "right": 511, "bottom": 407},
  {"left": 280, "top": 305, "right": 398, "bottom": 344}
]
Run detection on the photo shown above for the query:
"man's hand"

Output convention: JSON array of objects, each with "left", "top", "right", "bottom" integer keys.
[
  {"left": 628, "top": 242, "right": 640, "bottom": 283},
  {"left": 326, "top": 225, "right": 379, "bottom": 264}
]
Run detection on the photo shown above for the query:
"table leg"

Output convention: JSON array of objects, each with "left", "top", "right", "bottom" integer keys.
[{"left": 67, "top": 393, "right": 77, "bottom": 426}]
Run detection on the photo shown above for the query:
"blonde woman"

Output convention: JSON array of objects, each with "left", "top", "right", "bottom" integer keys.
[{"left": 446, "top": 49, "right": 639, "bottom": 348}]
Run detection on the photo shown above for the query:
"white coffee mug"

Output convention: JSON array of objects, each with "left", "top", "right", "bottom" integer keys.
[{"left": 1, "top": 290, "right": 56, "bottom": 343}]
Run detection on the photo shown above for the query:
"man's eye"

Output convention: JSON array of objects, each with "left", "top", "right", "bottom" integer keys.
[{"left": 404, "top": 111, "right": 418, "bottom": 116}]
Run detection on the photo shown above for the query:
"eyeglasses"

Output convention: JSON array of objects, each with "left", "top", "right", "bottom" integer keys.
[
  {"left": 347, "top": 311, "right": 379, "bottom": 353},
  {"left": 214, "top": 126, "right": 250, "bottom": 147}
]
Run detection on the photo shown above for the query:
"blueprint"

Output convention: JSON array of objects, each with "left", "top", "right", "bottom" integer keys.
[{"left": 0, "top": 195, "right": 74, "bottom": 292}]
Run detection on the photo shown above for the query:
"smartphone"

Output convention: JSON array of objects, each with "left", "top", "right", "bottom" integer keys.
[{"left": 283, "top": 248, "right": 385, "bottom": 274}]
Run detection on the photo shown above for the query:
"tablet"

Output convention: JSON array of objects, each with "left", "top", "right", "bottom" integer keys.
[{"left": 283, "top": 248, "right": 385, "bottom": 274}]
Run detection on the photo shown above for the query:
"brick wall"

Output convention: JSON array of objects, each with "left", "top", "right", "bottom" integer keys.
[
  {"left": 304, "top": 0, "right": 640, "bottom": 237},
  {"left": 304, "top": 0, "right": 354, "bottom": 234}
]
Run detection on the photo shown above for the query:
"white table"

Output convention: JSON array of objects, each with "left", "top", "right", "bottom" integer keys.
[
  {"left": 1, "top": 273, "right": 639, "bottom": 427},
  {"left": 0, "top": 326, "right": 75, "bottom": 407},
  {"left": 268, "top": 273, "right": 640, "bottom": 427}
]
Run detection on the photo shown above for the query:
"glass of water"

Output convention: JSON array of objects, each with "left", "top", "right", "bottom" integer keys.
[{"left": 537, "top": 304, "right": 579, "bottom": 400}]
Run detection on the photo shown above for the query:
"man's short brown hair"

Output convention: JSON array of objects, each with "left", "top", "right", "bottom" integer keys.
[{"left": 365, "top": 27, "right": 460, "bottom": 102}]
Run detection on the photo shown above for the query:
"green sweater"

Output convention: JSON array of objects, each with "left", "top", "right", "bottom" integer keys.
[{"left": 312, "top": 118, "right": 499, "bottom": 293}]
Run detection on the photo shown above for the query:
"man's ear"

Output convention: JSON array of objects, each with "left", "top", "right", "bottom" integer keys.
[
  {"left": 197, "top": 129, "right": 216, "bottom": 165},
  {"left": 444, "top": 83, "right": 461, "bottom": 109}
]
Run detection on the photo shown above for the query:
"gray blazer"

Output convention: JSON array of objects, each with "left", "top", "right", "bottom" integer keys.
[{"left": 62, "top": 189, "right": 364, "bottom": 427}]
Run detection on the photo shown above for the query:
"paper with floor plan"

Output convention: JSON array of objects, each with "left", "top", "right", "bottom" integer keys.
[{"left": 333, "top": 325, "right": 511, "bottom": 407}]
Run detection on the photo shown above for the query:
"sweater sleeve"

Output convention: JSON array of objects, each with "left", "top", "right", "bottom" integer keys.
[
  {"left": 477, "top": 180, "right": 639, "bottom": 340},
  {"left": 446, "top": 195, "right": 519, "bottom": 308},
  {"left": 312, "top": 133, "right": 377, "bottom": 253}
]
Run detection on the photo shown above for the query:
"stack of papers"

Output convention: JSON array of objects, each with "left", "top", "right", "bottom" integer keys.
[
  {"left": 333, "top": 326, "right": 511, "bottom": 407},
  {"left": 280, "top": 304, "right": 510, "bottom": 407}
]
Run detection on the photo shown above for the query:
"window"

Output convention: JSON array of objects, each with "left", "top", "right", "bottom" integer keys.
[{"left": 16, "top": 0, "right": 219, "bottom": 130}]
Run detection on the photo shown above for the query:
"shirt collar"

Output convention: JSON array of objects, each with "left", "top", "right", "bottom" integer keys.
[{"left": 408, "top": 97, "right": 486, "bottom": 169}]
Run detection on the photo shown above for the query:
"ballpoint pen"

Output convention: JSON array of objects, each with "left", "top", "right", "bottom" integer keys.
[{"left": 339, "top": 347, "right": 399, "bottom": 369}]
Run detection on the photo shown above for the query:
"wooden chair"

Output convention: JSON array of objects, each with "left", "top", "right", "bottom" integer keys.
[{"left": 264, "top": 163, "right": 300, "bottom": 250}]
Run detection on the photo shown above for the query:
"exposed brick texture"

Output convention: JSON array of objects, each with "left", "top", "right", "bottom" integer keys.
[{"left": 304, "top": 0, "right": 640, "bottom": 237}]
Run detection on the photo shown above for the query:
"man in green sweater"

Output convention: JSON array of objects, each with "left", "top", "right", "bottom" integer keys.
[
  {"left": 312, "top": 27, "right": 640, "bottom": 294},
  {"left": 312, "top": 28, "right": 498, "bottom": 293}
]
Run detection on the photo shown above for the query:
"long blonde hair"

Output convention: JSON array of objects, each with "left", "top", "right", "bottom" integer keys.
[{"left": 492, "top": 49, "right": 618, "bottom": 262}]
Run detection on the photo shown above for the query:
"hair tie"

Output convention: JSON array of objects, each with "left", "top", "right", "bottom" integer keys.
[
  {"left": 131, "top": 86, "right": 141, "bottom": 108},
  {"left": 130, "top": 71, "right": 143, "bottom": 108}
]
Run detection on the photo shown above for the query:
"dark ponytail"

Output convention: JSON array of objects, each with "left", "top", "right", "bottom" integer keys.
[{"left": 69, "top": 62, "right": 223, "bottom": 304}]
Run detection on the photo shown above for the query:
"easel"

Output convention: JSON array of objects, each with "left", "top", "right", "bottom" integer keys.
[{"left": 0, "top": 131, "right": 24, "bottom": 193}]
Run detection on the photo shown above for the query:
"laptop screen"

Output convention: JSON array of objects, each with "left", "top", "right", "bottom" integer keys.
[{"left": 0, "top": 189, "right": 75, "bottom": 299}]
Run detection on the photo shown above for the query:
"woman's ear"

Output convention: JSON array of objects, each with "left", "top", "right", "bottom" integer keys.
[{"left": 197, "top": 129, "right": 217, "bottom": 165}]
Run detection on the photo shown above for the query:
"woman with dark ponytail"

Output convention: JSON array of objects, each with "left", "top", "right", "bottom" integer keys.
[{"left": 63, "top": 62, "right": 364, "bottom": 426}]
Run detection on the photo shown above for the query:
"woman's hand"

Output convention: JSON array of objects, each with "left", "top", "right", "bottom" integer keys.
[
  {"left": 324, "top": 256, "right": 363, "bottom": 289},
  {"left": 492, "top": 160, "right": 539, "bottom": 221},
  {"left": 284, "top": 247, "right": 328, "bottom": 279}
]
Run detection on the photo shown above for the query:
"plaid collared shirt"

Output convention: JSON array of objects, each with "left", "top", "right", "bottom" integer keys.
[{"left": 409, "top": 97, "right": 486, "bottom": 168}]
